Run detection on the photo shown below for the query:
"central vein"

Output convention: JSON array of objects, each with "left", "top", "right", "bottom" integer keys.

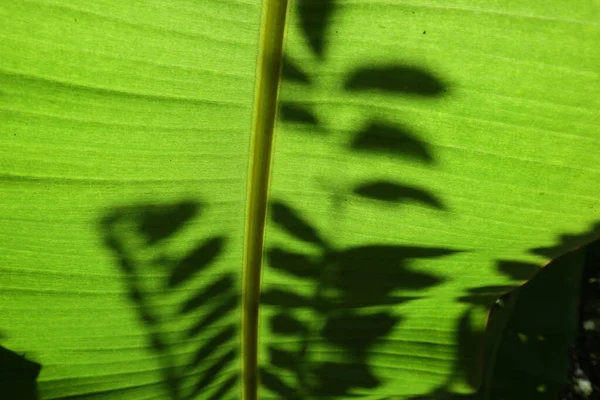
[{"left": 241, "top": 1, "right": 290, "bottom": 400}]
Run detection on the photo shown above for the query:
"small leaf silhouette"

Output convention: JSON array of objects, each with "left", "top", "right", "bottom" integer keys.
[
  {"left": 282, "top": 54, "right": 311, "bottom": 84},
  {"left": 345, "top": 65, "right": 447, "bottom": 96},
  {"left": 297, "top": 0, "right": 337, "bottom": 59},
  {"left": 137, "top": 200, "right": 200, "bottom": 245},
  {"left": 354, "top": 181, "right": 446, "bottom": 209},
  {"left": 271, "top": 201, "right": 326, "bottom": 245},
  {"left": 267, "top": 247, "right": 322, "bottom": 279},
  {"left": 280, "top": 102, "right": 319, "bottom": 125},
  {"left": 351, "top": 121, "right": 434, "bottom": 163},
  {"left": 168, "top": 236, "right": 226, "bottom": 288},
  {"left": 271, "top": 313, "right": 309, "bottom": 335}
]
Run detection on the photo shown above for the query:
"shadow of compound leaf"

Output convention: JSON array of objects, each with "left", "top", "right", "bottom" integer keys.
[
  {"left": 260, "top": 200, "right": 463, "bottom": 399},
  {"left": 99, "top": 200, "right": 239, "bottom": 400}
]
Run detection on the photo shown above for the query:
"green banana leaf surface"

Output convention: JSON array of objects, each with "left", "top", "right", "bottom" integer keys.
[{"left": 1, "top": 0, "right": 599, "bottom": 399}]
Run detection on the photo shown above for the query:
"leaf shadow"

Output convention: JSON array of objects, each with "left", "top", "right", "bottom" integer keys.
[
  {"left": 297, "top": 0, "right": 338, "bottom": 60},
  {"left": 271, "top": 4, "right": 454, "bottom": 395},
  {"left": 280, "top": 0, "right": 450, "bottom": 210},
  {"left": 344, "top": 65, "right": 448, "bottom": 97},
  {"left": 353, "top": 181, "right": 446, "bottom": 210},
  {"left": 260, "top": 201, "right": 463, "bottom": 398},
  {"left": 279, "top": 102, "right": 320, "bottom": 127},
  {"left": 99, "top": 200, "right": 239, "bottom": 400},
  {"left": 351, "top": 121, "right": 435, "bottom": 163},
  {"left": 278, "top": 2, "right": 598, "bottom": 398},
  {"left": 282, "top": 54, "right": 312, "bottom": 84}
]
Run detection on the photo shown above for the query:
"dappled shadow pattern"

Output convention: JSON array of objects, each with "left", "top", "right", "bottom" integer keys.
[
  {"left": 99, "top": 200, "right": 238, "bottom": 400},
  {"left": 0, "top": 342, "right": 41, "bottom": 400},
  {"left": 260, "top": 201, "right": 462, "bottom": 398}
]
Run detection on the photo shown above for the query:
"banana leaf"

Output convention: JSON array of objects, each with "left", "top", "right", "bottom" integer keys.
[{"left": 1, "top": 0, "right": 599, "bottom": 399}]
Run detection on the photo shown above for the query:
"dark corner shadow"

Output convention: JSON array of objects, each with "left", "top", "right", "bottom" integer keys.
[
  {"left": 0, "top": 342, "right": 42, "bottom": 400},
  {"left": 416, "top": 222, "right": 600, "bottom": 400},
  {"left": 259, "top": 200, "right": 464, "bottom": 399},
  {"left": 98, "top": 200, "right": 238, "bottom": 400},
  {"left": 297, "top": 0, "right": 338, "bottom": 60}
]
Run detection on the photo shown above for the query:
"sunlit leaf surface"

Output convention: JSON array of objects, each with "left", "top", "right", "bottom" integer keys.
[{"left": 1, "top": 1, "right": 599, "bottom": 399}]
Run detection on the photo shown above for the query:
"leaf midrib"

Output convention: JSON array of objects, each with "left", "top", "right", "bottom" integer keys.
[{"left": 241, "top": 1, "right": 291, "bottom": 400}]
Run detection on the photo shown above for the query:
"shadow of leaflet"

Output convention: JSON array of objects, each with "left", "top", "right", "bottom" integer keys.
[
  {"left": 0, "top": 341, "right": 42, "bottom": 400},
  {"left": 259, "top": 201, "right": 463, "bottom": 399},
  {"left": 296, "top": 0, "right": 338, "bottom": 61},
  {"left": 282, "top": 56, "right": 449, "bottom": 209},
  {"left": 99, "top": 200, "right": 238, "bottom": 400}
]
